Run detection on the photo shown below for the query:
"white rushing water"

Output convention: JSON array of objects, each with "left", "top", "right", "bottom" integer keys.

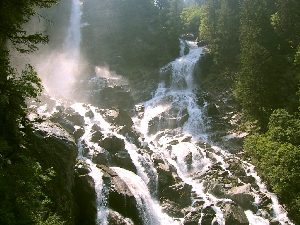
[
  {"left": 36, "top": 0, "right": 83, "bottom": 98},
  {"left": 133, "top": 40, "right": 294, "bottom": 225},
  {"left": 112, "top": 167, "right": 180, "bottom": 225},
  {"left": 34, "top": 1, "right": 294, "bottom": 223}
]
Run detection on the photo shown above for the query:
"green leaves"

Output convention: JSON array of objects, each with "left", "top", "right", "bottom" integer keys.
[{"left": 245, "top": 109, "right": 300, "bottom": 223}]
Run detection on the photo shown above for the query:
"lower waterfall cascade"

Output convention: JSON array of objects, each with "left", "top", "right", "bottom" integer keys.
[{"left": 31, "top": 39, "right": 295, "bottom": 225}]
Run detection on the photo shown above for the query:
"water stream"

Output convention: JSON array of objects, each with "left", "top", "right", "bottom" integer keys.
[{"left": 33, "top": 1, "right": 295, "bottom": 224}]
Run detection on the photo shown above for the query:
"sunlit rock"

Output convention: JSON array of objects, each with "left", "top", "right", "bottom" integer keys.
[{"left": 107, "top": 209, "right": 134, "bottom": 225}]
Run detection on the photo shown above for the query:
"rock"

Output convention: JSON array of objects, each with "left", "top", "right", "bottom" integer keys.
[
  {"left": 201, "top": 206, "right": 216, "bottom": 225},
  {"left": 223, "top": 204, "right": 248, "bottom": 225},
  {"left": 85, "top": 110, "right": 94, "bottom": 118},
  {"left": 270, "top": 221, "right": 281, "bottom": 225},
  {"left": 65, "top": 108, "right": 85, "bottom": 126},
  {"left": 148, "top": 109, "right": 189, "bottom": 134},
  {"left": 183, "top": 207, "right": 202, "bottom": 225},
  {"left": 99, "top": 166, "right": 142, "bottom": 225},
  {"left": 107, "top": 210, "right": 134, "bottom": 225},
  {"left": 157, "top": 162, "right": 177, "bottom": 190},
  {"left": 184, "top": 152, "right": 193, "bottom": 171},
  {"left": 90, "top": 124, "right": 104, "bottom": 144},
  {"left": 98, "top": 136, "right": 136, "bottom": 173},
  {"left": 74, "top": 162, "right": 97, "bottom": 225},
  {"left": 113, "top": 109, "right": 133, "bottom": 127},
  {"left": 227, "top": 184, "right": 255, "bottom": 210},
  {"left": 161, "top": 199, "right": 184, "bottom": 217},
  {"left": 209, "top": 183, "right": 226, "bottom": 198},
  {"left": 76, "top": 161, "right": 91, "bottom": 175},
  {"left": 50, "top": 107, "right": 85, "bottom": 140},
  {"left": 152, "top": 152, "right": 164, "bottom": 167},
  {"left": 99, "top": 136, "right": 125, "bottom": 154},
  {"left": 90, "top": 86, "right": 134, "bottom": 110},
  {"left": 111, "top": 151, "right": 136, "bottom": 173},
  {"left": 157, "top": 162, "right": 192, "bottom": 207},
  {"left": 50, "top": 113, "right": 76, "bottom": 134},
  {"left": 92, "top": 149, "right": 110, "bottom": 166},
  {"left": 73, "top": 127, "right": 85, "bottom": 140},
  {"left": 31, "top": 121, "right": 77, "bottom": 225}
]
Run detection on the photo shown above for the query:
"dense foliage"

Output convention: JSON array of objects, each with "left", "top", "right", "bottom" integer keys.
[
  {"left": 81, "top": 0, "right": 184, "bottom": 72},
  {"left": 181, "top": 0, "right": 300, "bottom": 222},
  {"left": 245, "top": 109, "right": 300, "bottom": 222},
  {"left": 0, "top": 0, "right": 65, "bottom": 224}
]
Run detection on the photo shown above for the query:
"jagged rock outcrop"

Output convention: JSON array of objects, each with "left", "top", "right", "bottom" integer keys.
[
  {"left": 50, "top": 106, "right": 85, "bottom": 141},
  {"left": 99, "top": 165, "right": 142, "bottom": 225},
  {"left": 74, "top": 161, "right": 97, "bottom": 225},
  {"left": 31, "top": 121, "right": 78, "bottom": 225},
  {"left": 157, "top": 162, "right": 192, "bottom": 211},
  {"left": 223, "top": 203, "right": 248, "bottom": 225},
  {"left": 227, "top": 184, "right": 255, "bottom": 210},
  {"left": 98, "top": 136, "right": 137, "bottom": 173},
  {"left": 107, "top": 210, "right": 134, "bottom": 225}
]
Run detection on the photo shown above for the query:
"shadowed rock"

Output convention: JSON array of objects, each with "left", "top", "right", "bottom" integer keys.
[{"left": 99, "top": 165, "right": 142, "bottom": 225}]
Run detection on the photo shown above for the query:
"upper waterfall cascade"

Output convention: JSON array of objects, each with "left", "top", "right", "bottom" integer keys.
[{"left": 31, "top": 1, "right": 295, "bottom": 224}]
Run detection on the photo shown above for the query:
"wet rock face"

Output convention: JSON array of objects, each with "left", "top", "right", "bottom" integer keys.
[
  {"left": 223, "top": 203, "right": 248, "bottom": 225},
  {"left": 148, "top": 108, "right": 189, "bottom": 135},
  {"left": 74, "top": 162, "right": 97, "bottom": 225},
  {"left": 31, "top": 121, "right": 77, "bottom": 225},
  {"left": 99, "top": 136, "right": 125, "bottom": 154},
  {"left": 50, "top": 107, "right": 85, "bottom": 140},
  {"left": 99, "top": 166, "right": 142, "bottom": 225},
  {"left": 90, "top": 86, "right": 134, "bottom": 110},
  {"left": 98, "top": 136, "right": 137, "bottom": 173},
  {"left": 90, "top": 124, "right": 104, "bottom": 144},
  {"left": 183, "top": 207, "right": 202, "bottom": 225},
  {"left": 227, "top": 184, "right": 255, "bottom": 210},
  {"left": 157, "top": 162, "right": 192, "bottom": 208},
  {"left": 100, "top": 108, "right": 133, "bottom": 127},
  {"left": 107, "top": 210, "right": 134, "bottom": 225}
]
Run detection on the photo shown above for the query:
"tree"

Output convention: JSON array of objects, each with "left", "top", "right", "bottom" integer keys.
[
  {"left": 0, "top": 1, "right": 66, "bottom": 224},
  {"left": 245, "top": 109, "right": 300, "bottom": 223},
  {"left": 234, "top": 0, "right": 297, "bottom": 129}
]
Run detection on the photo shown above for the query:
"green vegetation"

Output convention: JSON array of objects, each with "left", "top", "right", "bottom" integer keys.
[
  {"left": 0, "top": 0, "right": 65, "bottom": 224},
  {"left": 180, "top": 0, "right": 300, "bottom": 222},
  {"left": 81, "top": 0, "right": 184, "bottom": 72},
  {"left": 245, "top": 109, "right": 300, "bottom": 222}
]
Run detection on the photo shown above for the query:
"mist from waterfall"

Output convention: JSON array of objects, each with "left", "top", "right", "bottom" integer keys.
[{"left": 33, "top": 0, "right": 84, "bottom": 98}]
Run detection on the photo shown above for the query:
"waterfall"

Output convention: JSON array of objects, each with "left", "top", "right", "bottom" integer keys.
[
  {"left": 33, "top": 3, "right": 294, "bottom": 223},
  {"left": 133, "top": 40, "right": 294, "bottom": 225},
  {"left": 65, "top": 0, "right": 82, "bottom": 60},
  {"left": 35, "top": 0, "right": 83, "bottom": 98}
]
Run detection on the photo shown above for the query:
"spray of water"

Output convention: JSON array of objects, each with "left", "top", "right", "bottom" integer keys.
[{"left": 33, "top": 0, "right": 84, "bottom": 98}]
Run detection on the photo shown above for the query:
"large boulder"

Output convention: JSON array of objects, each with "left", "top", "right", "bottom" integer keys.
[
  {"left": 74, "top": 161, "right": 97, "bottom": 225},
  {"left": 227, "top": 184, "right": 255, "bottom": 210},
  {"left": 107, "top": 210, "right": 134, "bottom": 225},
  {"left": 161, "top": 199, "right": 184, "bottom": 217},
  {"left": 99, "top": 136, "right": 125, "bottom": 154},
  {"left": 99, "top": 165, "right": 142, "bottom": 225},
  {"left": 157, "top": 162, "right": 192, "bottom": 207},
  {"left": 90, "top": 86, "right": 134, "bottom": 110},
  {"left": 101, "top": 108, "right": 133, "bottom": 127},
  {"left": 223, "top": 203, "right": 248, "bottom": 225},
  {"left": 183, "top": 207, "right": 202, "bottom": 225},
  {"left": 50, "top": 106, "right": 85, "bottom": 140},
  {"left": 31, "top": 121, "right": 78, "bottom": 225},
  {"left": 90, "top": 124, "right": 104, "bottom": 144},
  {"left": 99, "top": 136, "right": 136, "bottom": 173}
]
